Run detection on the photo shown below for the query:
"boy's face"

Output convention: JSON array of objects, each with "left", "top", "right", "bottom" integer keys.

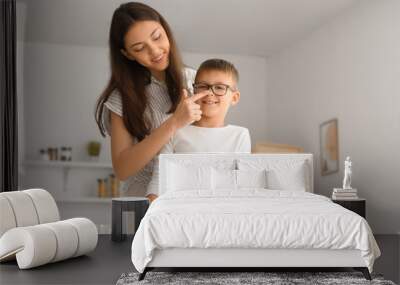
[{"left": 193, "top": 70, "right": 240, "bottom": 120}]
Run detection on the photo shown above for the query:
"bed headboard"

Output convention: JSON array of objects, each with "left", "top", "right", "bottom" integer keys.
[{"left": 159, "top": 153, "right": 314, "bottom": 194}]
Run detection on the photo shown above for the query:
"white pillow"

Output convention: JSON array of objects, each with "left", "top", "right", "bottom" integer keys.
[
  {"left": 237, "top": 169, "right": 268, "bottom": 189},
  {"left": 237, "top": 159, "right": 308, "bottom": 191},
  {"left": 212, "top": 168, "right": 237, "bottom": 190},
  {"left": 267, "top": 162, "right": 306, "bottom": 191},
  {"left": 166, "top": 162, "right": 212, "bottom": 192},
  {"left": 211, "top": 168, "right": 268, "bottom": 190}
]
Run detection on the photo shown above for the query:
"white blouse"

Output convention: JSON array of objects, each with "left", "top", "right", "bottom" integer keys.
[{"left": 103, "top": 67, "right": 196, "bottom": 196}]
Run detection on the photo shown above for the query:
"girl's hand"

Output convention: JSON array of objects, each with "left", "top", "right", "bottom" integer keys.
[{"left": 171, "top": 89, "right": 208, "bottom": 130}]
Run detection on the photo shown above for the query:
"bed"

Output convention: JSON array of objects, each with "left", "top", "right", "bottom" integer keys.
[{"left": 131, "top": 153, "right": 380, "bottom": 280}]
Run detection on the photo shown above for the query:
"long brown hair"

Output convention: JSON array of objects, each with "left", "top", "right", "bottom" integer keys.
[{"left": 95, "top": 2, "right": 185, "bottom": 141}]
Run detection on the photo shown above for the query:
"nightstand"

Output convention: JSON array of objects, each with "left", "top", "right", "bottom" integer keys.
[
  {"left": 111, "top": 197, "right": 149, "bottom": 242},
  {"left": 332, "top": 198, "right": 366, "bottom": 218}
]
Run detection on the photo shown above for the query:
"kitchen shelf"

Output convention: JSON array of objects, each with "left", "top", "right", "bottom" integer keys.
[
  {"left": 23, "top": 160, "right": 113, "bottom": 192},
  {"left": 24, "top": 160, "right": 113, "bottom": 169}
]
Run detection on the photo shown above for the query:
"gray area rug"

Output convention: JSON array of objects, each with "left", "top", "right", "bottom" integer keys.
[{"left": 116, "top": 271, "right": 396, "bottom": 285}]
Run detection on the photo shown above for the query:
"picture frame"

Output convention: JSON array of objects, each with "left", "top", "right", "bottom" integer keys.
[{"left": 319, "top": 118, "right": 339, "bottom": 176}]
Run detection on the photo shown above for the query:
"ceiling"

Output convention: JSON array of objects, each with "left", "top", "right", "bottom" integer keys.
[{"left": 18, "top": 0, "right": 361, "bottom": 57}]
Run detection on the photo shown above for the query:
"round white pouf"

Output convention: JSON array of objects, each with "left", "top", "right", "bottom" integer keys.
[
  {"left": 0, "top": 196, "right": 17, "bottom": 237},
  {"left": 42, "top": 221, "right": 79, "bottom": 262},
  {"left": 24, "top": 189, "right": 60, "bottom": 223},
  {"left": 0, "top": 218, "right": 98, "bottom": 269},
  {"left": 0, "top": 226, "right": 57, "bottom": 269},
  {"left": 0, "top": 192, "right": 39, "bottom": 227},
  {"left": 64, "top": 218, "right": 98, "bottom": 257}
]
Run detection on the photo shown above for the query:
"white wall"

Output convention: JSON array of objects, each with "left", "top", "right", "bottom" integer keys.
[
  {"left": 22, "top": 42, "right": 114, "bottom": 226},
  {"left": 23, "top": 42, "right": 111, "bottom": 163},
  {"left": 266, "top": 0, "right": 400, "bottom": 234}
]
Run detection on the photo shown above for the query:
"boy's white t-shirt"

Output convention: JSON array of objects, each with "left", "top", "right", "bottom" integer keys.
[{"left": 146, "top": 124, "right": 251, "bottom": 195}]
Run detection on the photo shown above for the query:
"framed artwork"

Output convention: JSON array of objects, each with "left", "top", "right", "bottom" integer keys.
[{"left": 320, "top": 118, "right": 339, "bottom": 176}]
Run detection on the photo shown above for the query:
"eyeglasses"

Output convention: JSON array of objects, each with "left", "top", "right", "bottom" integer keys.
[{"left": 192, "top": 83, "right": 236, "bottom": 96}]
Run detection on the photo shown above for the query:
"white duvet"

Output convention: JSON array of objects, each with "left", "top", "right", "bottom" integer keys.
[{"left": 131, "top": 190, "right": 380, "bottom": 273}]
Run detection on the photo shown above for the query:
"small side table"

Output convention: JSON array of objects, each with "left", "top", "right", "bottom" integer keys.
[
  {"left": 332, "top": 198, "right": 366, "bottom": 218},
  {"left": 112, "top": 197, "right": 149, "bottom": 242}
]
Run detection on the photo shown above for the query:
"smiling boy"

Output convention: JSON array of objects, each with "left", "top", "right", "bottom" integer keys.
[
  {"left": 146, "top": 58, "right": 251, "bottom": 200},
  {"left": 168, "top": 59, "right": 250, "bottom": 152}
]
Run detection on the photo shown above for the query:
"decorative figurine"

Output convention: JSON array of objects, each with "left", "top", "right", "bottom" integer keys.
[{"left": 342, "top": 156, "right": 352, "bottom": 189}]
